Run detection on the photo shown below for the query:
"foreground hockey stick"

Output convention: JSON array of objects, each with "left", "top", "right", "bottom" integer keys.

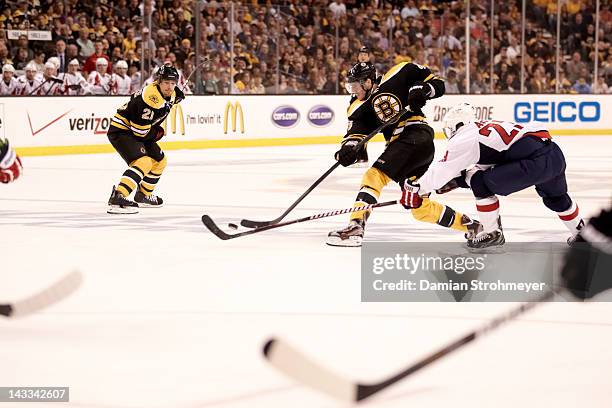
[
  {"left": 202, "top": 200, "right": 398, "bottom": 240},
  {"left": 263, "top": 289, "right": 556, "bottom": 402},
  {"left": 239, "top": 107, "right": 413, "bottom": 229},
  {"left": 0, "top": 271, "right": 83, "bottom": 318}
]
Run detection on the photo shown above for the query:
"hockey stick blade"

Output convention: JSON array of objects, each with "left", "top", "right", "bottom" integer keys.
[
  {"left": 1, "top": 271, "right": 83, "bottom": 318},
  {"left": 263, "top": 290, "right": 556, "bottom": 402},
  {"left": 239, "top": 107, "right": 413, "bottom": 229},
  {"left": 203, "top": 201, "right": 398, "bottom": 241}
]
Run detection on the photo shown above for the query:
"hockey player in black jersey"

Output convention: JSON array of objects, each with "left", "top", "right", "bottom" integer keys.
[
  {"left": 327, "top": 61, "right": 480, "bottom": 246},
  {"left": 106, "top": 64, "right": 185, "bottom": 214}
]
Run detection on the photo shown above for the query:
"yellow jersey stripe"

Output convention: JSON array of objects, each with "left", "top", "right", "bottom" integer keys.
[
  {"left": 380, "top": 62, "right": 409, "bottom": 85},
  {"left": 110, "top": 120, "right": 129, "bottom": 131},
  {"left": 347, "top": 99, "right": 367, "bottom": 117},
  {"left": 423, "top": 73, "right": 434, "bottom": 82},
  {"left": 113, "top": 114, "right": 130, "bottom": 127}
]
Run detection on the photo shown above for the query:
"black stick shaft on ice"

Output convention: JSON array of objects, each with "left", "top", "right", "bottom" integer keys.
[
  {"left": 202, "top": 200, "right": 398, "bottom": 240},
  {"left": 239, "top": 107, "right": 413, "bottom": 229},
  {"left": 263, "top": 289, "right": 557, "bottom": 402}
]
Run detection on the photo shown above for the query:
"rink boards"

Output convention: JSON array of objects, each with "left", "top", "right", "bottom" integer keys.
[{"left": 0, "top": 94, "right": 610, "bottom": 156}]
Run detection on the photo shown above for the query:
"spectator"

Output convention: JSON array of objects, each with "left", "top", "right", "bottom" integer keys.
[
  {"left": 329, "top": 0, "right": 347, "bottom": 18},
  {"left": 84, "top": 41, "right": 111, "bottom": 75},
  {"left": 201, "top": 70, "right": 219, "bottom": 95},
  {"left": 565, "top": 52, "right": 587, "bottom": 83},
  {"left": 76, "top": 29, "right": 95, "bottom": 59},
  {"left": 572, "top": 77, "right": 592, "bottom": 94},
  {"left": 54, "top": 39, "right": 68, "bottom": 73}
]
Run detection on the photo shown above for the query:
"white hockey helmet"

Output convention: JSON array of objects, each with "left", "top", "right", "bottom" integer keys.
[
  {"left": 47, "top": 56, "right": 60, "bottom": 69},
  {"left": 25, "top": 63, "right": 37, "bottom": 72},
  {"left": 2, "top": 64, "right": 15, "bottom": 73},
  {"left": 68, "top": 58, "right": 80, "bottom": 66},
  {"left": 44, "top": 61, "right": 56, "bottom": 71},
  {"left": 441, "top": 103, "right": 476, "bottom": 139},
  {"left": 96, "top": 57, "right": 108, "bottom": 66},
  {"left": 115, "top": 60, "right": 128, "bottom": 69}
]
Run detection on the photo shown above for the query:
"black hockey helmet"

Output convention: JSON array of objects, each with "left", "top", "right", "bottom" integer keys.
[
  {"left": 346, "top": 61, "right": 376, "bottom": 84},
  {"left": 157, "top": 64, "right": 179, "bottom": 82}
]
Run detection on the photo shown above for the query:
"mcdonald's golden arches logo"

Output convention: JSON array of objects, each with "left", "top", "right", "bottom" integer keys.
[
  {"left": 224, "top": 101, "right": 245, "bottom": 134},
  {"left": 162, "top": 104, "right": 185, "bottom": 136}
]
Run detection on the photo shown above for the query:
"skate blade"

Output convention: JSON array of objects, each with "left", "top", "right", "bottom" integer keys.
[
  {"left": 135, "top": 203, "right": 164, "bottom": 208},
  {"left": 465, "top": 245, "right": 506, "bottom": 254},
  {"left": 348, "top": 162, "right": 369, "bottom": 168},
  {"left": 107, "top": 205, "right": 139, "bottom": 214},
  {"left": 326, "top": 236, "right": 363, "bottom": 247}
]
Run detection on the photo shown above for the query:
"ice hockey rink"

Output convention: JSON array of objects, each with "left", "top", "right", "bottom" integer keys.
[{"left": 1, "top": 136, "right": 612, "bottom": 407}]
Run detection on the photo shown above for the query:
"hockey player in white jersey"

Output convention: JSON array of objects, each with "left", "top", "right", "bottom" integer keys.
[
  {"left": 16, "top": 63, "right": 42, "bottom": 95},
  {"left": 0, "top": 64, "right": 18, "bottom": 95},
  {"left": 62, "top": 59, "right": 91, "bottom": 95},
  {"left": 88, "top": 58, "right": 112, "bottom": 95},
  {"left": 111, "top": 60, "right": 131, "bottom": 95},
  {"left": 38, "top": 61, "right": 64, "bottom": 95},
  {"left": 400, "top": 103, "right": 583, "bottom": 249}
]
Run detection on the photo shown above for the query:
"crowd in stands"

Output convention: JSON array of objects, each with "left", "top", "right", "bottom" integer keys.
[{"left": 0, "top": 0, "right": 610, "bottom": 96}]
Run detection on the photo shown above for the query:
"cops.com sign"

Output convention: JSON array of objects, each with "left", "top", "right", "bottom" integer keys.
[{"left": 514, "top": 101, "right": 600, "bottom": 123}]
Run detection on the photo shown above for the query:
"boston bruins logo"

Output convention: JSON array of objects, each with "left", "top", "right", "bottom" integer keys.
[{"left": 372, "top": 93, "right": 401, "bottom": 122}]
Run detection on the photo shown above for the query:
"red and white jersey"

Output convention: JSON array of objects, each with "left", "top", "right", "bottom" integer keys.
[
  {"left": 0, "top": 77, "right": 19, "bottom": 95},
  {"left": 38, "top": 77, "right": 65, "bottom": 95},
  {"left": 418, "top": 120, "right": 551, "bottom": 194},
  {"left": 15, "top": 76, "right": 42, "bottom": 95},
  {"left": 88, "top": 71, "right": 112, "bottom": 95},
  {"left": 62, "top": 72, "right": 90, "bottom": 95},
  {"left": 110, "top": 73, "right": 131, "bottom": 95}
]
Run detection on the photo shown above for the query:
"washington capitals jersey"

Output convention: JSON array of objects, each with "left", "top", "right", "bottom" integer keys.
[
  {"left": 418, "top": 120, "right": 551, "bottom": 194},
  {"left": 345, "top": 62, "right": 444, "bottom": 142},
  {"left": 108, "top": 82, "right": 181, "bottom": 141}
]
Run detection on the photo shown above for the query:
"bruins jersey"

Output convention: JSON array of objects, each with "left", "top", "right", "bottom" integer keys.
[
  {"left": 345, "top": 62, "right": 444, "bottom": 142},
  {"left": 108, "top": 82, "right": 183, "bottom": 141}
]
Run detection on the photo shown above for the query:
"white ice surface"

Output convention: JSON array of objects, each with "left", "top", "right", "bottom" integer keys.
[{"left": 1, "top": 137, "right": 612, "bottom": 408}]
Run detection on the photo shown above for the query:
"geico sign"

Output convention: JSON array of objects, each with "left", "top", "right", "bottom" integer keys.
[
  {"left": 163, "top": 104, "right": 185, "bottom": 135},
  {"left": 224, "top": 101, "right": 245, "bottom": 134},
  {"left": 514, "top": 101, "right": 600, "bottom": 123}
]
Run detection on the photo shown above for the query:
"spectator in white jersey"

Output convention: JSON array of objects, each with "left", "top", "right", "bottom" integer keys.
[
  {"left": 0, "top": 64, "right": 18, "bottom": 96},
  {"left": 88, "top": 58, "right": 112, "bottom": 95},
  {"left": 111, "top": 60, "right": 131, "bottom": 95},
  {"left": 63, "top": 59, "right": 90, "bottom": 95},
  {"left": 39, "top": 61, "right": 64, "bottom": 95},
  {"left": 16, "top": 63, "right": 42, "bottom": 95}
]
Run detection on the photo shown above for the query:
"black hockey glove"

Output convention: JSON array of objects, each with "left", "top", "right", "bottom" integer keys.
[
  {"left": 335, "top": 137, "right": 362, "bottom": 167},
  {"left": 151, "top": 125, "right": 165, "bottom": 142},
  {"left": 407, "top": 82, "right": 431, "bottom": 111},
  {"left": 174, "top": 86, "right": 186, "bottom": 104},
  {"left": 561, "top": 209, "right": 612, "bottom": 299}
]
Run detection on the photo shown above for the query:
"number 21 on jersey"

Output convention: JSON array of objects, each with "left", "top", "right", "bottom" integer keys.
[{"left": 476, "top": 120, "right": 523, "bottom": 145}]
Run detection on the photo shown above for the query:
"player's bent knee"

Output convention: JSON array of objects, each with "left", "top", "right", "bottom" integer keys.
[
  {"left": 129, "top": 156, "right": 154, "bottom": 175},
  {"left": 152, "top": 155, "right": 167, "bottom": 175},
  {"left": 470, "top": 171, "right": 495, "bottom": 198},
  {"left": 361, "top": 167, "right": 391, "bottom": 192},
  {"left": 543, "top": 194, "right": 572, "bottom": 212}
]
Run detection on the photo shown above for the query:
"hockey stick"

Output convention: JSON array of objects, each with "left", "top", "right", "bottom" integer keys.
[
  {"left": 202, "top": 200, "right": 398, "bottom": 240},
  {"left": 263, "top": 289, "right": 556, "bottom": 402},
  {"left": 0, "top": 271, "right": 83, "bottom": 318},
  {"left": 239, "top": 107, "right": 413, "bottom": 229}
]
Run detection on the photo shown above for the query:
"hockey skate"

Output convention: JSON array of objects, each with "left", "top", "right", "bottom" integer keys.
[
  {"left": 326, "top": 220, "right": 364, "bottom": 247},
  {"left": 134, "top": 190, "right": 164, "bottom": 208},
  {"left": 107, "top": 186, "right": 139, "bottom": 214},
  {"left": 467, "top": 229, "right": 505, "bottom": 250}
]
